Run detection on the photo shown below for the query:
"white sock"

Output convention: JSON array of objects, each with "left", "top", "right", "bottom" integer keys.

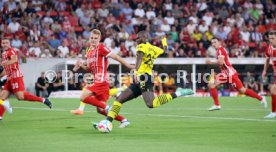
[
  {"left": 175, "top": 92, "right": 182, "bottom": 97},
  {"left": 78, "top": 104, "right": 85, "bottom": 111}
]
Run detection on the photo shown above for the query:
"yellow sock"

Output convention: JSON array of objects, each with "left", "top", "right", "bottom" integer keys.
[
  {"left": 107, "top": 101, "right": 122, "bottom": 119},
  {"left": 0, "top": 99, "right": 3, "bottom": 105},
  {"left": 109, "top": 88, "right": 119, "bottom": 96},
  {"left": 152, "top": 94, "right": 173, "bottom": 108}
]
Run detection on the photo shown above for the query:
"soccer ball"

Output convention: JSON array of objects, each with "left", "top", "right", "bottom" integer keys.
[{"left": 98, "top": 120, "right": 113, "bottom": 133}]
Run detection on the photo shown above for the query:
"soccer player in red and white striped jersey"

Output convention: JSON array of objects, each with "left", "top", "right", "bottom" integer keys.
[
  {"left": 262, "top": 30, "right": 276, "bottom": 118},
  {"left": 0, "top": 38, "right": 52, "bottom": 119},
  {"left": 206, "top": 37, "right": 267, "bottom": 111},
  {"left": 74, "top": 29, "right": 134, "bottom": 128}
]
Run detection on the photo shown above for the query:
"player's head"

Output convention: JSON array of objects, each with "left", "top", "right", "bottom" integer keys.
[
  {"left": 1, "top": 38, "right": 11, "bottom": 51},
  {"left": 89, "top": 29, "right": 101, "bottom": 47},
  {"left": 211, "top": 37, "right": 221, "bottom": 49},
  {"left": 136, "top": 31, "right": 148, "bottom": 44},
  {"left": 268, "top": 30, "right": 276, "bottom": 46}
]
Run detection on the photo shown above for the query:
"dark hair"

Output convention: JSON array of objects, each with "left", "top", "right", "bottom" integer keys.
[
  {"left": 269, "top": 30, "right": 276, "bottom": 35},
  {"left": 211, "top": 37, "right": 221, "bottom": 41}
]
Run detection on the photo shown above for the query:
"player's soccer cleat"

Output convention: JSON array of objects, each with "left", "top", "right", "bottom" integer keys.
[
  {"left": 0, "top": 116, "right": 2, "bottom": 120},
  {"left": 2, "top": 100, "right": 12, "bottom": 114},
  {"left": 92, "top": 122, "right": 99, "bottom": 129},
  {"left": 260, "top": 96, "right": 267, "bottom": 108},
  {"left": 208, "top": 105, "right": 221, "bottom": 111},
  {"left": 44, "top": 98, "right": 52, "bottom": 109},
  {"left": 70, "top": 109, "right": 84, "bottom": 115},
  {"left": 119, "top": 119, "right": 130, "bottom": 128},
  {"left": 264, "top": 112, "right": 276, "bottom": 118},
  {"left": 176, "top": 88, "right": 194, "bottom": 96}
]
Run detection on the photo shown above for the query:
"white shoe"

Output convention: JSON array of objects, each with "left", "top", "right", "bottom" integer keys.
[
  {"left": 119, "top": 119, "right": 130, "bottom": 128},
  {"left": 2, "top": 100, "right": 12, "bottom": 114},
  {"left": 260, "top": 96, "right": 267, "bottom": 108},
  {"left": 0, "top": 116, "right": 2, "bottom": 120},
  {"left": 264, "top": 112, "right": 276, "bottom": 118},
  {"left": 208, "top": 105, "right": 221, "bottom": 111}
]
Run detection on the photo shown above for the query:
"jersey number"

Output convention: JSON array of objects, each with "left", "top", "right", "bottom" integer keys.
[
  {"left": 144, "top": 54, "right": 153, "bottom": 67},
  {"left": 12, "top": 83, "right": 19, "bottom": 89}
]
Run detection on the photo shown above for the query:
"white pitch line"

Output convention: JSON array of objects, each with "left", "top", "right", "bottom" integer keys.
[{"left": 13, "top": 106, "right": 276, "bottom": 122}]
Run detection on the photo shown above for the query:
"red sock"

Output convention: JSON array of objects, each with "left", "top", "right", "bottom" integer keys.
[
  {"left": 23, "top": 92, "right": 44, "bottom": 102},
  {"left": 210, "top": 88, "right": 220, "bottom": 106},
  {"left": 244, "top": 89, "right": 262, "bottom": 101},
  {"left": 83, "top": 96, "right": 106, "bottom": 109},
  {"left": 97, "top": 108, "right": 125, "bottom": 122},
  {"left": 0, "top": 105, "right": 5, "bottom": 117},
  {"left": 271, "top": 94, "right": 276, "bottom": 112}
]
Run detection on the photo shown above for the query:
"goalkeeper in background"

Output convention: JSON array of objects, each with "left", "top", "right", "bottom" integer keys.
[{"left": 95, "top": 31, "right": 194, "bottom": 130}]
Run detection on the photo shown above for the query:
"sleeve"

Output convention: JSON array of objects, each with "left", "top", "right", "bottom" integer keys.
[
  {"left": 136, "top": 44, "right": 146, "bottom": 54},
  {"left": 100, "top": 44, "right": 112, "bottom": 57},
  {"left": 153, "top": 45, "right": 164, "bottom": 57},
  {"left": 217, "top": 48, "right": 227, "bottom": 58},
  {"left": 7, "top": 49, "right": 17, "bottom": 58},
  {"left": 265, "top": 46, "right": 270, "bottom": 59}
]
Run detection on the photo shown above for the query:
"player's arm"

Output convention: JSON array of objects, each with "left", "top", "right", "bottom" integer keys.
[
  {"left": 78, "top": 60, "right": 88, "bottom": 71},
  {"left": 109, "top": 53, "right": 135, "bottom": 69},
  {"left": 1, "top": 54, "right": 18, "bottom": 66},
  {"left": 262, "top": 57, "right": 270, "bottom": 80},
  {"left": 135, "top": 51, "right": 144, "bottom": 71},
  {"left": 206, "top": 56, "right": 225, "bottom": 66}
]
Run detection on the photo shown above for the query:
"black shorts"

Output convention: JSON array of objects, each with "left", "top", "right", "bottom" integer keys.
[{"left": 129, "top": 74, "right": 154, "bottom": 98}]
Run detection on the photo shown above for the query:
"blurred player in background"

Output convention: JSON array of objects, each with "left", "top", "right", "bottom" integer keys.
[
  {"left": 206, "top": 37, "right": 267, "bottom": 111},
  {"left": 262, "top": 30, "right": 276, "bottom": 118},
  {"left": 96, "top": 31, "right": 194, "bottom": 130},
  {"left": 73, "top": 29, "right": 134, "bottom": 128},
  {"left": 0, "top": 65, "right": 10, "bottom": 120},
  {"left": 0, "top": 38, "right": 52, "bottom": 119}
]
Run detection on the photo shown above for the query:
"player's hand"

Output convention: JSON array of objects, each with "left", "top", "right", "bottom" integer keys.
[
  {"left": 206, "top": 59, "right": 212, "bottom": 64},
  {"left": 262, "top": 71, "right": 267, "bottom": 80},
  {"left": 127, "top": 64, "right": 135, "bottom": 70}
]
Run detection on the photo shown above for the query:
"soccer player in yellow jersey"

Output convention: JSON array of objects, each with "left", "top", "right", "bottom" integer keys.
[{"left": 94, "top": 31, "right": 194, "bottom": 130}]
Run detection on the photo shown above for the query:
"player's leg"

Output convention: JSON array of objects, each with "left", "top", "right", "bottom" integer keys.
[
  {"left": 264, "top": 84, "right": 276, "bottom": 118},
  {"left": 109, "top": 86, "right": 127, "bottom": 96},
  {"left": 139, "top": 74, "right": 194, "bottom": 108},
  {"left": 0, "top": 84, "right": 12, "bottom": 113},
  {"left": 0, "top": 90, "right": 12, "bottom": 115},
  {"left": 106, "top": 85, "right": 140, "bottom": 123},
  {"left": 80, "top": 88, "right": 108, "bottom": 109},
  {"left": 13, "top": 91, "right": 52, "bottom": 108},
  {"left": 233, "top": 75, "right": 267, "bottom": 108},
  {"left": 208, "top": 78, "right": 222, "bottom": 111}
]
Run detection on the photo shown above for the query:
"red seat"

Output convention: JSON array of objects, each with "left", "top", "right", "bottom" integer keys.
[
  {"left": 37, "top": 11, "right": 46, "bottom": 17},
  {"left": 49, "top": 11, "right": 58, "bottom": 17},
  {"left": 60, "top": 11, "right": 70, "bottom": 17},
  {"left": 74, "top": 26, "right": 83, "bottom": 32}
]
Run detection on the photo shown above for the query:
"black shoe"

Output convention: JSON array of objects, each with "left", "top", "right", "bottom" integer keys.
[{"left": 44, "top": 98, "right": 52, "bottom": 109}]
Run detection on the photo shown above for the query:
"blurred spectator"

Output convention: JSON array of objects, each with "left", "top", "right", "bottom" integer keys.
[
  {"left": 57, "top": 40, "right": 69, "bottom": 58},
  {"left": 243, "top": 72, "right": 258, "bottom": 92},
  {"left": 35, "top": 72, "right": 49, "bottom": 97},
  {"left": 11, "top": 35, "right": 23, "bottom": 49},
  {"left": 8, "top": 17, "right": 20, "bottom": 33},
  {"left": 48, "top": 71, "right": 64, "bottom": 94},
  {"left": 28, "top": 41, "right": 41, "bottom": 57}
]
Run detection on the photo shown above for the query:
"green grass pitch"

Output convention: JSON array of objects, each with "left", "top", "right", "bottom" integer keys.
[{"left": 0, "top": 97, "right": 275, "bottom": 152}]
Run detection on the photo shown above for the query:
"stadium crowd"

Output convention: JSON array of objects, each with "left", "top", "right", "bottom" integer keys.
[{"left": 0, "top": 0, "right": 275, "bottom": 59}]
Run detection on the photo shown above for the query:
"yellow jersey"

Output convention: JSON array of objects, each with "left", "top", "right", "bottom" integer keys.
[{"left": 136, "top": 42, "right": 164, "bottom": 75}]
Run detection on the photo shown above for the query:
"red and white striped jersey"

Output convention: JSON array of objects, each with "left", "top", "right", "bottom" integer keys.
[
  {"left": 216, "top": 46, "right": 237, "bottom": 76},
  {"left": 1, "top": 47, "right": 23, "bottom": 79},
  {"left": 265, "top": 44, "right": 276, "bottom": 76},
  {"left": 86, "top": 43, "right": 112, "bottom": 83}
]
